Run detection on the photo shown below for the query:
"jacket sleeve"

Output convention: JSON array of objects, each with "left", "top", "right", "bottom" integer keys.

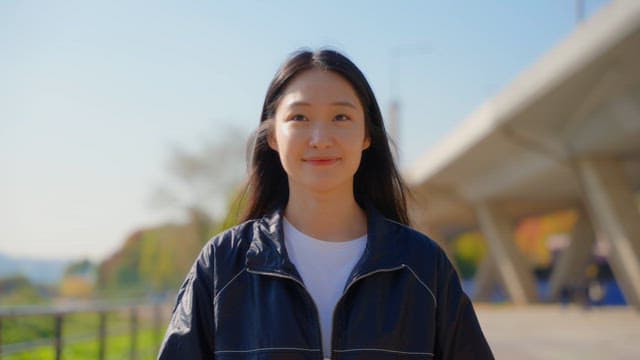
[
  {"left": 157, "top": 243, "right": 215, "bottom": 359},
  {"left": 434, "top": 252, "right": 494, "bottom": 360}
]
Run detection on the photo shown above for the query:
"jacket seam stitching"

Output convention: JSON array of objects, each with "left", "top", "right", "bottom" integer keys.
[
  {"left": 215, "top": 347, "right": 320, "bottom": 353},
  {"left": 350, "top": 265, "right": 405, "bottom": 285},
  {"left": 213, "top": 268, "right": 246, "bottom": 304},
  {"left": 333, "top": 348, "right": 433, "bottom": 355},
  {"left": 403, "top": 264, "right": 437, "bottom": 307}
]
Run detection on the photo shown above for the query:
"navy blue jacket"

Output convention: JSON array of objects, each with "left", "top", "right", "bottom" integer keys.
[{"left": 158, "top": 208, "right": 494, "bottom": 359}]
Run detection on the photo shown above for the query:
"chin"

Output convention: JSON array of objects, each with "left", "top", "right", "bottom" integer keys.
[{"left": 302, "top": 179, "right": 354, "bottom": 195}]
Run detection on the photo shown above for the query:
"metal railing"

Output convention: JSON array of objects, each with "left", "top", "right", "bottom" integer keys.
[{"left": 0, "top": 299, "right": 171, "bottom": 360}]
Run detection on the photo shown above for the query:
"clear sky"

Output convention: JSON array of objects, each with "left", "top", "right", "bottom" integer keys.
[{"left": 0, "top": 0, "right": 609, "bottom": 261}]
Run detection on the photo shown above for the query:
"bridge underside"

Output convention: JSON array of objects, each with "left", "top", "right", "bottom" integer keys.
[{"left": 406, "top": 1, "right": 640, "bottom": 309}]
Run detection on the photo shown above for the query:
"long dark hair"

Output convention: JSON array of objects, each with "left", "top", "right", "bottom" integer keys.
[{"left": 240, "top": 49, "right": 409, "bottom": 225}]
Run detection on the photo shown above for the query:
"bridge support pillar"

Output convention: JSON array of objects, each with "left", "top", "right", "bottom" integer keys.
[
  {"left": 577, "top": 157, "right": 640, "bottom": 309},
  {"left": 475, "top": 202, "right": 538, "bottom": 304},
  {"left": 548, "top": 209, "right": 596, "bottom": 300},
  {"left": 473, "top": 253, "right": 499, "bottom": 301}
]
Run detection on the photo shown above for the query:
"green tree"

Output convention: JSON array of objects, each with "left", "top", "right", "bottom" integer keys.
[{"left": 0, "top": 275, "right": 48, "bottom": 305}]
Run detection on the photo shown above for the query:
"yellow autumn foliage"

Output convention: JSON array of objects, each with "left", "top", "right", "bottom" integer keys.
[
  {"left": 59, "top": 275, "right": 94, "bottom": 298},
  {"left": 515, "top": 209, "right": 578, "bottom": 267},
  {"left": 451, "top": 208, "right": 581, "bottom": 270},
  {"left": 453, "top": 231, "right": 487, "bottom": 263}
]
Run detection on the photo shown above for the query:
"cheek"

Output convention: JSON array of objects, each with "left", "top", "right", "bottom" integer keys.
[
  {"left": 277, "top": 124, "right": 296, "bottom": 141},
  {"left": 338, "top": 127, "right": 368, "bottom": 149},
  {"left": 274, "top": 126, "right": 305, "bottom": 168},
  {"left": 274, "top": 126, "right": 293, "bottom": 152}
]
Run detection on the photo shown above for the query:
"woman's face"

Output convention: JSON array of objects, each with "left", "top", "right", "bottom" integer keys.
[{"left": 268, "top": 68, "right": 370, "bottom": 195}]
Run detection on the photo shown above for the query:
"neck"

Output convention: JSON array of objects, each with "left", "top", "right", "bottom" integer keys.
[{"left": 284, "top": 183, "right": 367, "bottom": 242}]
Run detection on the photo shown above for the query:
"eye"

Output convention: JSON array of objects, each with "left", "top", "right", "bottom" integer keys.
[
  {"left": 289, "top": 114, "right": 307, "bottom": 122},
  {"left": 334, "top": 114, "right": 351, "bottom": 121}
]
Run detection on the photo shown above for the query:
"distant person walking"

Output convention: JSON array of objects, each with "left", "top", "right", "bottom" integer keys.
[{"left": 158, "top": 49, "right": 494, "bottom": 359}]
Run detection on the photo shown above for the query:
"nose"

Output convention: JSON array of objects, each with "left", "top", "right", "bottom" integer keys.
[{"left": 308, "top": 122, "right": 333, "bottom": 149}]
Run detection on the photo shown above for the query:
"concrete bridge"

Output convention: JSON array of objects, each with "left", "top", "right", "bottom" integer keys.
[{"left": 405, "top": 0, "right": 640, "bottom": 309}]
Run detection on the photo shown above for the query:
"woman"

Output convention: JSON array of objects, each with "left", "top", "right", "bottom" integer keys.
[{"left": 158, "top": 49, "right": 494, "bottom": 359}]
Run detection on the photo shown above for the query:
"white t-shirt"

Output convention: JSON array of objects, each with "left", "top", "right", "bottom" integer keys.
[{"left": 283, "top": 217, "right": 367, "bottom": 359}]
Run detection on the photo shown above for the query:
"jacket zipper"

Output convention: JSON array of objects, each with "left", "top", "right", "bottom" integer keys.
[
  {"left": 330, "top": 264, "right": 406, "bottom": 357},
  {"left": 246, "top": 268, "right": 325, "bottom": 359}
]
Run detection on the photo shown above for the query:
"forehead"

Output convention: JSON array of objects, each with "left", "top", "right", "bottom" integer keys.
[{"left": 279, "top": 69, "right": 362, "bottom": 107}]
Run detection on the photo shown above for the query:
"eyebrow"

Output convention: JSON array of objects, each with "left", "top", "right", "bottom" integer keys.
[{"left": 286, "top": 101, "right": 358, "bottom": 109}]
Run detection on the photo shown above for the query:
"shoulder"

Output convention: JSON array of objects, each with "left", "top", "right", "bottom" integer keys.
[
  {"left": 192, "top": 218, "right": 261, "bottom": 282},
  {"left": 207, "top": 218, "right": 259, "bottom": 255},
  {"left": 379, "top": 217, "right": 456, "bottom": 286},
  {"left": 380, "top": 217, "right": 445, "bottom": 259}
]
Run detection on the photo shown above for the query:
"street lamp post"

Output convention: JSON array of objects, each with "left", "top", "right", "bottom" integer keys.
[{"left": 387, "top": 45, "right": 431, "bottom": 165}]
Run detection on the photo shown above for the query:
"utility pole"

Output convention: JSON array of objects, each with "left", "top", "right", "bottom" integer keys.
[
  {"left": 388, "top": 100, "right": 400, "bottom": 164},
  {"left": 387, "top": 44, "right": 430, "bottom": 167},
  {"left": 575, "top": 0, "right": 585, "bottom": 23}
]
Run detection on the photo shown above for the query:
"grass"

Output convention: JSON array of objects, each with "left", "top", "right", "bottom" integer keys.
[
  {"left": 4, "top": 328, "right": 162, "bottom": 360},
  {"left": 2, "top": 309, "right": 169, "bottom": 359}
]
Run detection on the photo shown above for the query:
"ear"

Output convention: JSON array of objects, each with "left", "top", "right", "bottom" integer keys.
[
  {"left": 267, "top": 131, "right": 278, "bottom": 152},
  {"left": 362, "top": 136, "right": 371, "bottom": 151}
]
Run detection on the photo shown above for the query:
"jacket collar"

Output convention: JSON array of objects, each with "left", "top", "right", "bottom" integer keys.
[{"left": 245, "top": 206, "right": 406, "bottom": 283}]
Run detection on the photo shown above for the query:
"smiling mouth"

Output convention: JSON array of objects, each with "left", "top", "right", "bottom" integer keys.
[{"left": 303, "top": 157, "right": 340, "bottom": 165}]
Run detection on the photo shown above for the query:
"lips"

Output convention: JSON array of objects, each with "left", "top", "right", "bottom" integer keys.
[{"left": 303, "top": 157, "right": 340, "bottom": 165}]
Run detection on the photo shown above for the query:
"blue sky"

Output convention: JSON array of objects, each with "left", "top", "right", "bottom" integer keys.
[{"left": 0, "top": 0, "right": 609, "bottom": 261}]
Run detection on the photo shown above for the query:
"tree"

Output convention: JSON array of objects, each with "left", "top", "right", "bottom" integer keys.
[
  {"left": 151, "top": 125, "right": 249, "bottom": 222},
  {"left": 97, "top": 126, "right": 250, "bottom": 296},
  {"left": 0, "top": 275, "right": 48, "bottom": 305},
  {"left": 63, "top": 259, "right": 95, "bottom": 277}
]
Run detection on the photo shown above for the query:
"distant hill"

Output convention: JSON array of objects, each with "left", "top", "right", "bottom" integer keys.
[
  {"left": 98, "top": 208, "right": 216, "bottom": 294},
  {"left": 0, "top": 253, "right": 69, "bottom": 285}
]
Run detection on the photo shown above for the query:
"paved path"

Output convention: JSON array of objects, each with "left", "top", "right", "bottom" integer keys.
[{"left": 475, "top": 305, "right": 640, "bottom": 359}]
